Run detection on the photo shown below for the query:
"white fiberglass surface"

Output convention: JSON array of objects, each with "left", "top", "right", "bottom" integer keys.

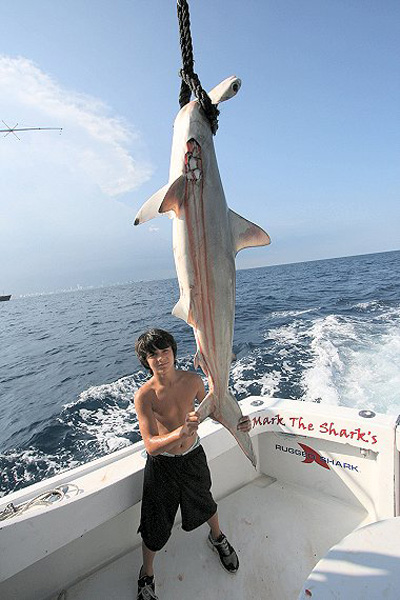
[{"left": 67, "top": 476, "right": 365, "bottom": 600}]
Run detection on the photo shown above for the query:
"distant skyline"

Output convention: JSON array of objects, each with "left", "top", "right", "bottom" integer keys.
[
  {"left": 10, "top": 248, "right": 399, "bottom": 300},
  {"left": 1, "top": 1, "right": 399, "bottom": 295}
]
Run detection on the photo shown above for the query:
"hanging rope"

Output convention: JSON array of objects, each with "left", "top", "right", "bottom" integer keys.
[{"left": 177, "top": 0, "right": 219, "bottom": 134}]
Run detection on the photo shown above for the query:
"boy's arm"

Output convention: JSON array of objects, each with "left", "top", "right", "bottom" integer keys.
[{"left": 135, "top": 389, "right": 198, "bottom": 456}]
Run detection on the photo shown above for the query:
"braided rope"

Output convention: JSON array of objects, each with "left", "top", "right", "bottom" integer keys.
[
  {"left": 0, "top": 484, "right": 79, "bottom": 521},
  {"left": 177, "top": 0, "right": 194, "bottom": 108},
  {"left": 177, "top": 0, "right": 219, "bottom": 134}
]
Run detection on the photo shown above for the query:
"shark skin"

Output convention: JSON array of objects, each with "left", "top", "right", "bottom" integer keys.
[{"left": 134, "top": 76, "right": 270, "bottom": 467}]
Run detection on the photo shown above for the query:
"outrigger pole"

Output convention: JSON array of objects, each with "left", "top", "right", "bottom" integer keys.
[{"left": 1, "top": 121, "right": 62, "bottom": 141}]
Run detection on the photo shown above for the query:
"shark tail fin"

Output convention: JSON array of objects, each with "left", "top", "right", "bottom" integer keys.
[
  {"left": 229, "top": 209, "right": 271, "bottom": 255},
  {"left": 212, "top": 391, "right": 257, "bottom": 469},
  {"left": 134, "top": 175, "right": 186, "bottom": 225}
]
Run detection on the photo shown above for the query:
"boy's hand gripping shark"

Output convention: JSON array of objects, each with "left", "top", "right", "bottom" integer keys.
[{"left": 134, "top": 76, "right": 270, "bottom": 467}]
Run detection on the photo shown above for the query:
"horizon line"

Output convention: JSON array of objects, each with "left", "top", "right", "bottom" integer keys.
[{"left": 12, "top": 247, "right": 399, "bottom": 299}]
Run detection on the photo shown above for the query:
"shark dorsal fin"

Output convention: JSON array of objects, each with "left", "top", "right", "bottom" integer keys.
[{"left": 229, "top": 209, "right": 271, "bottom": 254}]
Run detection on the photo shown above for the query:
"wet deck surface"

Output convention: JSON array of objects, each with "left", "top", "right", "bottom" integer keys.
[{"left": 67, "top": 475, "right": 365, "bottom": 600}]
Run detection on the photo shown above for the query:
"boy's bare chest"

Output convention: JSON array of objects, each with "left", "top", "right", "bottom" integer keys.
[{"left": 152, "top": 386, "right": 194, "bottom": 427}]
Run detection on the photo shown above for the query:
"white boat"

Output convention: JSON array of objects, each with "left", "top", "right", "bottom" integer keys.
[{"left": 1, "top": 396, "right": 399, "bottom": 599}]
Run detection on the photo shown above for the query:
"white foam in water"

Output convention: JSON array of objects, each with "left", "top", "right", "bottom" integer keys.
[
  {"left": 300, "top": 316, "right": 355, "bottom": 406},
  {"left": 0, "top": 375, "right": 145, "bottom": 497},
  {"left": 65, "top": 375, "right": 141, "bottom": 453},
  {"left": 64, "top": 374, "right": 140, "bottom": 409},
  {"left": 269, "top": 308, "right": 318, "bottom": 319},
  {"left": 266, "top": 321, "right": 301, "bottom": 346},
  {"left": 300, "top": 312, "right": 400, "bottom": 415},
  {"left": 0, "top": 448, "right": 70, "bottom": 497},
  {"left": 231, "top": 355, "right": 282, "bottom": 398},
  {"left": 341, "top": 326, "right": 400, "bottom": 415}
]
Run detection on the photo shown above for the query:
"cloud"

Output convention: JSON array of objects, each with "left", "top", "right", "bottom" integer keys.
[
  {"left": 148, "top": 225, "right": 160, "bottom": 233},
  {"left": 0, "top": 55, "right": 159, "bottom": 294},
  {"left": 0, "top": 55, "right": 152, "bottom": 195}
]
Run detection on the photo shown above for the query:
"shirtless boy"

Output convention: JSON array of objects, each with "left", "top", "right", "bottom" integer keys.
[{"left": 134, "top": 329, "right": 251, "bottom": 600}]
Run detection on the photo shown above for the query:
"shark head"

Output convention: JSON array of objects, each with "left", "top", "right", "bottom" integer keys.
[
  {"left": 134, "top": 76, "right": 243, "bottom": 226},
  {"left": 208, "top": 75, "right": 241, "bottom": 105},
  {"left": 174, "top": 76, "right": 242, "bottom": 143}
]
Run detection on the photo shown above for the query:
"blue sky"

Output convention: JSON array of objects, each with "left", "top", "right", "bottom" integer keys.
[{"left": 1, "top": 0, "right": 399, "bottom": 295}]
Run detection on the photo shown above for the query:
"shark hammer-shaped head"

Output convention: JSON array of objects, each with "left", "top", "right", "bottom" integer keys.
[
  {"left": 208, "top": 75, "right": 241, "bottom": 104},
  {"left": 171, "top": 75, "right": 242, "bottom": 164}
]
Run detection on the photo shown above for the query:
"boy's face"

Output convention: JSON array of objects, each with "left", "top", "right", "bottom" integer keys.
[{"left": 146, "top": 346, "right": 175, "bottom": 375}]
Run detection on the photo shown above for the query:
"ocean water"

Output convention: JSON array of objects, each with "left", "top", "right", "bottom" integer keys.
[{"left": 0, "top": 250, "right": 399, "bottom": 497}]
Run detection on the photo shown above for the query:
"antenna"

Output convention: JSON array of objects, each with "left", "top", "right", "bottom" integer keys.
[{"left": 1, "top": 121, "right": 62, "bottom": 140}]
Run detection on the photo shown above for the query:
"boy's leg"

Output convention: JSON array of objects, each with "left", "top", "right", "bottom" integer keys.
[
  {"left": 138, "top": 543, "right": 158, "bottom": 599},
  {"left": 141, "top": 541, "right": 156, "bottom": 577},
  {"left": 207, "top": 511, "right": 239, "bottom": 574},
  {"left": 207, "top": 511, "right": 222, "bottom": 540}
]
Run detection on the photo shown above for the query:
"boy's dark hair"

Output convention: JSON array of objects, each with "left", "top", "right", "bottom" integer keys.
[{"left": 135, "top": 329, "right": 177, "bottom": 373}]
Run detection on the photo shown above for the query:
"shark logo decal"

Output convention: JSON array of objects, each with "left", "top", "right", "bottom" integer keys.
[
  {"left": 275, "top": 442, "right": 360, "bottom": 473},
  {"left": 298, "top": 443, "right": 331, "bottom": 470}
]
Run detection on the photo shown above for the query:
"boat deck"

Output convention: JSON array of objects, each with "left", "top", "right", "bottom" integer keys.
[{"left": 66, "top": 474, "right": 366, "bottom": 600}]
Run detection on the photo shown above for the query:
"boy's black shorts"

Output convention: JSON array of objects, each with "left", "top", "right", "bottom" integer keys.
[{"left": 138, "top": 445, "right": 218, "bottom": 551}]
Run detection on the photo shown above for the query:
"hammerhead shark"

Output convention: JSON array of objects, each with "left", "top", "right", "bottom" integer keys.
[{"left": 134, "top": 76, "right": 270, "bottom": 467}]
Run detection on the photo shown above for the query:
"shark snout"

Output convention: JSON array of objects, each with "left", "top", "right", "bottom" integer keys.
[{"left": 208, "top": 76, "right": 242, "bottom": 105}]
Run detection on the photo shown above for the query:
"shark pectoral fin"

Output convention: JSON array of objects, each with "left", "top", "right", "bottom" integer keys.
[
  {"left": 159, "top": 175, "right": 186, "bottom": 217},
  {"left": 229, "top": 209, "right": 271, "bottom": 254},
  {"left": 172, "top": 297, "right": 190, "bottom": 323},
  {"left": 134, "top": 175, "right": 187, "bottom": 225},
  {"left": 134, "top": 183, "right": 170, "bottom": 225}
]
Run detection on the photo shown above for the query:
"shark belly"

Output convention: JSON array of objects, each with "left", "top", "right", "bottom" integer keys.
[{"left": 172, "top": 160, "right": 236, "bottom": 401}]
